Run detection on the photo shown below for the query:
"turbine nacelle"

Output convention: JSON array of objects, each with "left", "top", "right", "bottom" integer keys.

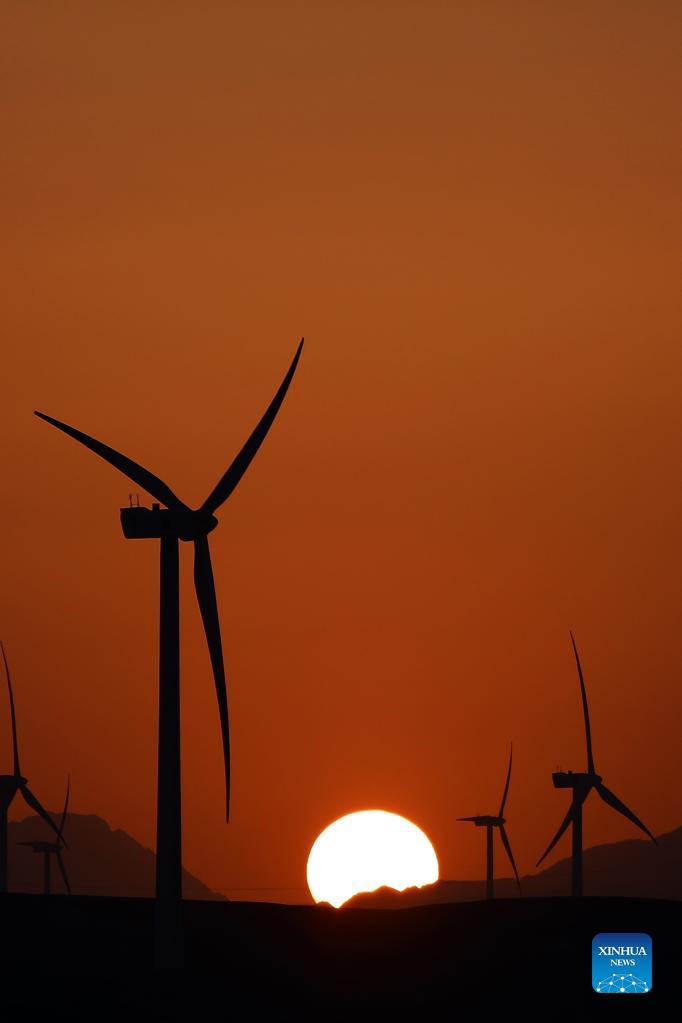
[
  {"left": 120, "top": 504, "right": 219, "bottom": 542},
  {"left": 458, "top": 815, "right": 505, "bottom": 827},
  {"left": 552, "top": 770, "right": 602, "bottom": 791},
  {"left": 17, "top": 840, "right": 60, "bottom": 854}
]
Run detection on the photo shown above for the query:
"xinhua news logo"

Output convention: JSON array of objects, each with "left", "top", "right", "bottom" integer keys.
[{"left": 592, "top": 933, "right": 652, "bottom": 994}]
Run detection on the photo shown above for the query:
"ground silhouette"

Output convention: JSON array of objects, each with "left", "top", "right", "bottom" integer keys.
[
  {"left": 0, "top": 892, "right": 675, "bottom": 1017},
  {"left": 1, "top": 818, "right": 678, "bottom": 1015}
]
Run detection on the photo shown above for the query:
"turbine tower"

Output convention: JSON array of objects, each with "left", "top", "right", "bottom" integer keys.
[
  {"left": 457, "top": 743, "right": 521, "bottom": 900},
  {"left": 35, "top": 339, "right": 304, "bottom": 967},
  {"left": 18, "top": 776, "right": 71, "bottom": 895},
  {"left": 537, "top": 632, "right": 657, "bottom": 896},
  {"left": 0, "top": 643, "right": 60, "bottom": 893}
]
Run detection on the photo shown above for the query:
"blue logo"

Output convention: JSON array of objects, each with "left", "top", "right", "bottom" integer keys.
[{"left": 592, "top": 933, "right": 652, "bottom": 994}]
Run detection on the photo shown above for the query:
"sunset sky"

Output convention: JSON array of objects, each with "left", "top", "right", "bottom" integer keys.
[{"left": 1, "top": 3, "right": 681, "bottom": 901}]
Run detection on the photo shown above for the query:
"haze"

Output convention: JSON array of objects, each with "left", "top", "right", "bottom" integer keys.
[{"left": 1, "top": 2, "right": 681, "bottom": 900}]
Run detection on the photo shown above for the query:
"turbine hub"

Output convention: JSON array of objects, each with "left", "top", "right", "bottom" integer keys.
[
  {"left": 0, "top": 775, "right": 23, "bottom": 804},
  {"left": 176, "top": 510, "right": 219, "bottom": 542}
]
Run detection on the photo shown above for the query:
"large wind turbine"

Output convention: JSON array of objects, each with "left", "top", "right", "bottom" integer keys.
[
  {"left": 35, "top": 339, "right": 304, "bottom": 967},
  {"left": 0, "top": 643, "right": 60, "bottom": 894},
  {"left": 457, "top": 744, "right": 521, "bottom": 900},
  {"left": 18, "top": 776, "right": 71, "bottom": 895},
  {"left": 537, "top": 632, "right": 657, "bottom": 896}
]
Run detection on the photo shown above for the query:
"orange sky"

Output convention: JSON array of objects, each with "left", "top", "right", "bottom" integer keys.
[{"left": 1, "top": 3, "right": 681, "bottom": 901}]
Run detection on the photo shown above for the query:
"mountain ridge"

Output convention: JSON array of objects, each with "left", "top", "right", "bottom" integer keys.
[
  {"left": 8, "top": 812, "right": 225, "bottom": 899},
  {"left": 345, "top": 823, "right": 682, "bottom": 907}
]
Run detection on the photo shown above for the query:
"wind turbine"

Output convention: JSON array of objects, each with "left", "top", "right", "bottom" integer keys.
[
  {"left": 457, "top": 743, "right": 521, "bottom": 900},
  {"left": 537, "top": 632, "right": 657, "bottom": 896},
  {"left": 17, "top": 776, "right": 71, "bottom": 895},
  {"left": 0, "top": 643, "right": 60, "bottom": 893},
  {"left": 35, "top": 339, "right": 304, "bottom": 967}
]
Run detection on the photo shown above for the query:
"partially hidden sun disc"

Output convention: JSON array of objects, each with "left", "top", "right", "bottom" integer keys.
[{"left": 306, "top": 810, "right": 439, "bottom": 908}]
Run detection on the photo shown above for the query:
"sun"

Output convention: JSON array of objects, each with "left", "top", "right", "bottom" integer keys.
[{"left": 306, "top": 810, "right": 439, "bottom": 908}]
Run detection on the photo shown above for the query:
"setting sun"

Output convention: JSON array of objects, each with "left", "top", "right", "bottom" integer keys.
[{"left": 306, "top": 811, "right": 439, "bottom": 908}]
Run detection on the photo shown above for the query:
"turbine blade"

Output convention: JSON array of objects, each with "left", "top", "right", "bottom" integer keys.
[
  {"left": 536, "top": 812, "right": 571, "bottom": 867},
  {"left": 34, "top": 412, "right": 187, "bottom": 513},
  {"left": 595, "top": 782, "right": 657, "bottom": 844},
  {"left": 498, "top": 742, "right": 513, "bottom": 817},
  {"left": 531, "top": 789, "right": 588, "bottom": 863},
  {"left": 56, "top": 851, "right": 71, "bottom": 895},
  {"left": 456, "top": 817, "right": 479, "bottom": 822},
  {"left": 1, "top": 642, "right": 21, "bottom": 778},
  {"left": 199, "top": 339, "right": 304, "bottom": 515},
  {"left": 57, "top": 776, "right": 70, "bottom": 844},
  {"left": 193, "top": 535, "right": 230, "bottom": 821},
  {"left": 20, "top": 785, "right": 62, "bottom": 842},
  {"left": 570, "top": 631, "right": 595, "bottom": 774},
  {"left": 499, "top": 824, "right": 521, "bottom": 892}
]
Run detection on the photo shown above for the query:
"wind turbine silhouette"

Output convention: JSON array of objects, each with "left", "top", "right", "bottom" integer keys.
[
  {"left": 35, "top": 339, "right": 304, "bottom": 967},
  {"left": 457, "top": 743, "right": 521, "bottom": 899},
  {"left": 0, "top": 643, "right": 60, "bottom": 894},
  {"left": 18, "top": 776, "right": 71, "bottom": 895},
  {"left": 537, "top": 632, "right": 657, "bottom": 896}
]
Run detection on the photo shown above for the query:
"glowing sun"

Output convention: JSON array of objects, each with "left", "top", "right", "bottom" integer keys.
[{"left": 306, "top": 810, "right": 439, "bottom": 908}]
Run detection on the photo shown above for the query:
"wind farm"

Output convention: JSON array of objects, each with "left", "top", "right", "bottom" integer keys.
[
  {"left": 2, "top": 2, "right": 681, "bottom": 1017},
  {"left": 2, "top": 353, "right": 677, "bottom": 1012},
  {"left": 1, "top": 378, "right": 678, "bottom": 1017}
]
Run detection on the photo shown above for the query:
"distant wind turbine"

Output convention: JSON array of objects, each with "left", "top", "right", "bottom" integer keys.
[
  {"left": 35, "top": 339, "right": 304, "bottom": 967},
  {"left": 0, "top": 642, "right": 60, "bottom": 894},
  {"left": 537, "top": 632, "right": 657, "bottom": 896},
  {"left": 18, "top": 776, "right": 71, "bottom": 895},
  {"left": 457, "top": 743, "right": 521, "bottom": 899}
]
